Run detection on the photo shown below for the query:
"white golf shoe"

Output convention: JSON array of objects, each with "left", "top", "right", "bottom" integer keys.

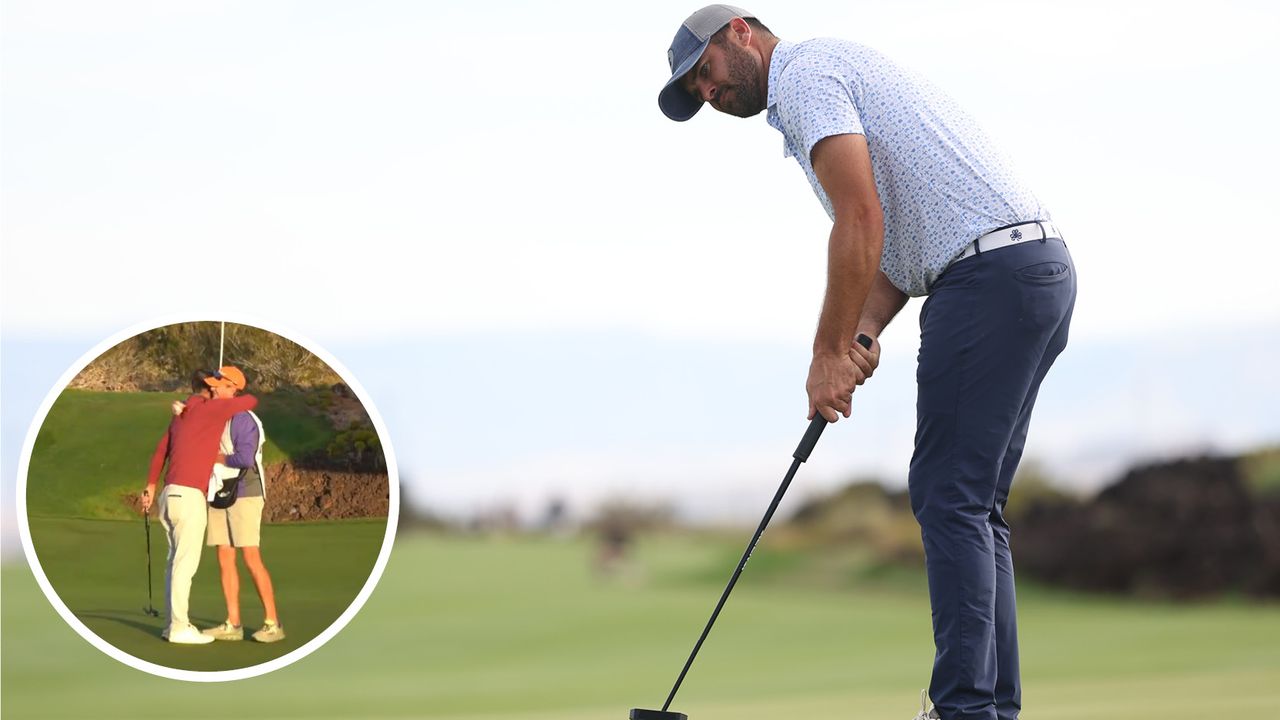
[
  {"left": 167, "top": 623, "right": 215, "bottom": 644},
  {"left": 911, "top": 689, "right": 941, "bottom": 720}
]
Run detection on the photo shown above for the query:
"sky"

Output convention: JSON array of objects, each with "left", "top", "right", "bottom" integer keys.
[{"left": 3, "top": 0, "right": 1280, "bottom": 540}]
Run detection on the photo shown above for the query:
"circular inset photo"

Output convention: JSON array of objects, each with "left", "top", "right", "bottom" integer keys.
[{"left": 16, "top": 319, "right": 398, "bottom": 680}]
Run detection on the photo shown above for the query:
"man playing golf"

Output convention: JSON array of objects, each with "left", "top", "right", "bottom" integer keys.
[
  {"left": 142, "top": 368, "right": 258, "bottom": 644},
  {"left": 658, "top": 6, "right": 1076, "bottom": 719},
  {"left": 196, "top": 366, "right": 285, "bottom": 643}
]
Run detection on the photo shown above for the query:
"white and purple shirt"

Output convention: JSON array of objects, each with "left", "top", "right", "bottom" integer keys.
[
  {"left": 765, "top": 38, "right": 1049, "bottom": 296},
  {"left": 224, "top": 412, "right": 260, "bottom": 470},
  {"left": 220, "top": 411, "right": 265, "bottom": 498}
]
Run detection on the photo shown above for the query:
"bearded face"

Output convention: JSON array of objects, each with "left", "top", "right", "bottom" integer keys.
[
  {"left": 683, "top": 34, "right": 768, "bottom": 119},
  {"left": 714, "top": 39, "right": 766, "bottom": 118}
]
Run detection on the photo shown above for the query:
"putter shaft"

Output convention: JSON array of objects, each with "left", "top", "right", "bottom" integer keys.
[
  {"left": 144, "top": 510, "right": 158, "bottom": 616},
  {"left": 654, "top": 334, "right": 869, "bottom": 713},
  {"left": 660, "top": 413, "right": 829, "bottom": 712}
]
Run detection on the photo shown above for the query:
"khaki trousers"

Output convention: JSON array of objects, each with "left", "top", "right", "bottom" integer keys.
[{"left": 158, "top": 484, "right": 208, "bottom": 630}]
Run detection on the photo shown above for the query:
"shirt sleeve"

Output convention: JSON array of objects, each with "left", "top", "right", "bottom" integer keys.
[
  {"left": 223, "top": 413, "right": 260, "bottom": 469},
  {"left": 775, "top": 52, "right": 865, "bottom": 163},
  {"left": 208, "top": 393, "right": 258, "bottom": 423},
  {"left": 147, "top": 425, "right": 172, "bottom": 485}
]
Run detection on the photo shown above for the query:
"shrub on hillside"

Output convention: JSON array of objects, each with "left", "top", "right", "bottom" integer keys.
[
  {"left": 325, "top": 421, "right": 385, "bottom": 472},
  {"left": 1017, "top": 456, "right": 1280, "bottom": 598}
]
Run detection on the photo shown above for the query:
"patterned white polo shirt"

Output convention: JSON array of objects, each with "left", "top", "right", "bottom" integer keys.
[{"left": 766, "top": 38, "right": 1049, "bottom": 296}]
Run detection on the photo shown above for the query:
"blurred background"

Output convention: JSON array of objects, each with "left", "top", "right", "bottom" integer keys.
[{"left": 3, "top": 0, "right": 1278, "bottom": 718}]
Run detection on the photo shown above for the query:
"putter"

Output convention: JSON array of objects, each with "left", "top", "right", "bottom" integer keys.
[
  {"left": 143, "top": 506, "right": 160, "bottom": 618},
  {"left": 629, "top": 334, "right": 873, "bottom": 720}
]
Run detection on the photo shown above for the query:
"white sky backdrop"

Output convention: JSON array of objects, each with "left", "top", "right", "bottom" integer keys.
[{"left": 3, "top": 0, "right": 1279, "bottom": 536}]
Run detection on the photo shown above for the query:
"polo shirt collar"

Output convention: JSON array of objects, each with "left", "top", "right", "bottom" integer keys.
[{"left": 766, "top": 39, "right": 798, "bottom": 120}]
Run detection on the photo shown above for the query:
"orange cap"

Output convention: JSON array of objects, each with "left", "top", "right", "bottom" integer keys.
[{"left": 203, "top": 366, "right": 247, "bottom": 391}]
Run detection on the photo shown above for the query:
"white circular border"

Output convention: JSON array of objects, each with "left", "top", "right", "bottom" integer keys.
[{"left": 15, "top": 313, "right": 401, "bottom": 682}]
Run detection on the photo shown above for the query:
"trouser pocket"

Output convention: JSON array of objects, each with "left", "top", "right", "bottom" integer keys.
[{"left": 1014, "top": 260, "right": 1072, "bottom": 330}]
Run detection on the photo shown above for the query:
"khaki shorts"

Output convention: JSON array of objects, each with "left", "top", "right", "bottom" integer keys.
[{"left": 206, "top": 496, "right": 264, "bottom": 548}]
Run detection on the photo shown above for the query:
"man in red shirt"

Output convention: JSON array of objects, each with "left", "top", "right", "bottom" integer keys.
[{"left": 141, "top": 367, "right": 257, "bottom": 644}]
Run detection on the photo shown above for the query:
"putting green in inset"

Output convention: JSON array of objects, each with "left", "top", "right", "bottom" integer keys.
[{"left": 27, "top": 516, "right": 385, "bottom": 673}]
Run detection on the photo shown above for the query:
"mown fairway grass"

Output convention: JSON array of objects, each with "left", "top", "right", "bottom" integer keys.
[{"left": 4, "top": 532, "right": 1278, "bottom": 719}]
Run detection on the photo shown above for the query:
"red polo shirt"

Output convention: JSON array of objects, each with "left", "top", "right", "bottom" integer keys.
[{"left": 148, "top": 393, "right": 259, "bottom": 494}]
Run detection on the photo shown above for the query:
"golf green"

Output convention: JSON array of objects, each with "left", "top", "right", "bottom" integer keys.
[
  {"left": 24, "top": 516, "right": 386, "bottom": 673},
  {"left": 18, "top": 386, "right": 390, "bottom": 673},
  {"left": 4, "top": 532, "right": 1278, "bottom": 719}
]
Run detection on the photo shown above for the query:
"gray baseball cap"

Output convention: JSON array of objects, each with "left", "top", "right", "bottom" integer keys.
[{"left": 658, "top": 4, "right": 755, "bottom": 122}]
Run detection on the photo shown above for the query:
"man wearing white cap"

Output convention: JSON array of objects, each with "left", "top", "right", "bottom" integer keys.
[{"left": 658, "top": 7, "right": 1076, "bottom": 720}]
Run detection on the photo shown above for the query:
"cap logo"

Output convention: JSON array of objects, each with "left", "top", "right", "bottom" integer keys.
[{"left": 668, "top": 48, "right": 675, "bottom": 69}]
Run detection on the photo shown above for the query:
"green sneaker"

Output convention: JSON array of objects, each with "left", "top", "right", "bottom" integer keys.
[
  {"left": 201, "top": 621, "right": 244, "bottom": 641},
  {"left": 252, "top": 621, "right": 286, "bottom": 643}
]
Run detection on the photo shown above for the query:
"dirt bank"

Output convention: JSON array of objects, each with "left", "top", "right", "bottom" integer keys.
[
  {"left": 128, "top": 464, "right": 390, "bottom": 520},
  {"left": 263, "top": 463, "right": 390, "bottom": 521}
]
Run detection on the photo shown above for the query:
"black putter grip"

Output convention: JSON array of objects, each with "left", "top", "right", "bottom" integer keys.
[
  {"left": 794, "top": 334, "right": 874, "bottom": 462},
  {"left": 793, "top": 414, "right": 827, "bottom": 462}
]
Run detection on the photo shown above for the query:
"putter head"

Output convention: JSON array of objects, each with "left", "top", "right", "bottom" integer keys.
[{"left": 630, "top": 710, "right": 687, "bottom": 720}]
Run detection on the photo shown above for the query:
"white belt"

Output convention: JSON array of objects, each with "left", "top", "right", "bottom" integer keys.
[{"left": 951, "top": 221, "right": 1063, "bottom": 265}]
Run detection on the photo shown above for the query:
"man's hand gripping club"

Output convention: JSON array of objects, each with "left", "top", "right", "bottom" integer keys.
[{"left": 808, "top": 333, "right": 879, "bottom": 422}]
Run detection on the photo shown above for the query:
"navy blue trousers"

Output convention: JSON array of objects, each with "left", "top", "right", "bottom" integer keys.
[{"left": 909, "top": 237, "right": 1075, "bottom": 720}]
